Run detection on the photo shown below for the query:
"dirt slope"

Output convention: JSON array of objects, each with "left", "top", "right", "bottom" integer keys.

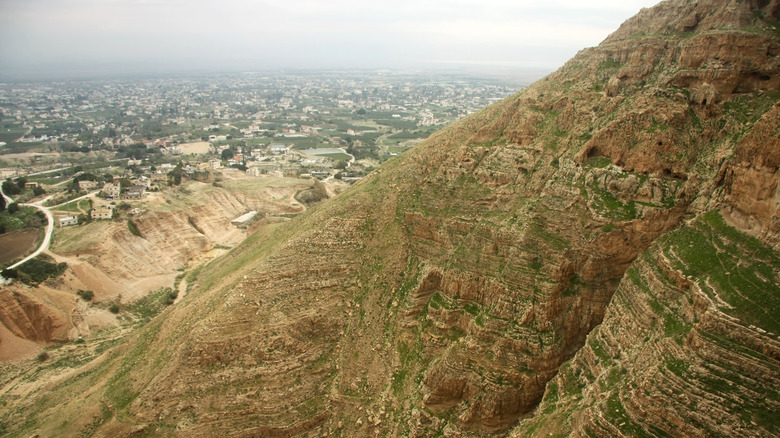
[
  {"left": 0, "top": 175, "right": 309, "bottom": 357},
  {"left": 1, "top": 1, "right": 779, "bottom": 437}
]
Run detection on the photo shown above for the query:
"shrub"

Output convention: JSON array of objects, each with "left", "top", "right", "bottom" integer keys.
[
  {"left": 127, "top": 220, "right": 143, "bottom": 238},
  {"left": 295, "top": 180, "right": 329, "bottom": 205},
  {"left": 163, "top": 290, "right": 179, "bottom": 306},
  {"left": 12, "top": 255, "right": 67, "bottom": 286},
  {"left": 2, "top": 179, "right": 21, "bottom": 196},
  {"left": 77, "top": 289, "right": 94, "bottom": 301},
  {"left": 109, "top": 304, "right": 120, "bottom": 314},
  {"left": 1, "top": 268, "right": 18, "bottom": 279}
]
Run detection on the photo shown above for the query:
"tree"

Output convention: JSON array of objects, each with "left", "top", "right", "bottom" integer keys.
[
  {"left": 0, "top": 193, "right": 5, "bottom": 212},
  {"left": 77, "top": 289, "right": 94, "bottom": 301},
  {"left": 221, "top": 148, "right": 234, "bottom": 161},
  {"left": 168, "top": 163, "right": 183, "bottom": 186},
  {"left": 8, "top": 202, "right": 20, "bottom": 214},
  {"left": 2, "top": 179, "right": 21, "bottom": 196},
  {"left": 312, "top": 179, "right": 328, "bottom": 201},
  {"left": 15, "top": 177, "right": 27, "bottom": 189}
]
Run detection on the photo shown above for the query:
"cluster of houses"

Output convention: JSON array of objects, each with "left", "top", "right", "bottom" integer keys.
[
  {"left": 100, "top": 181, "right": 147, "bottom": 200},
  {"left": 58, "top": 179, "right": 150, "bottom": 227},
  {"left": 53, "top": 139, "right": 349, "bottom": 228}
]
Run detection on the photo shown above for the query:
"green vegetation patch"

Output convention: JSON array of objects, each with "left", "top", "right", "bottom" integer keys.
[
  {"left": 588, "top": 335, "right": 612, "bottom": 365},
  {"left": 53, "top": 198, "right": 92, "bottom": 214},
  {"left": 589, "top": 182, "right": 637, "bottom": 221},
  {"left": 583, "top": 156, "right": 612, "bottom": 169},
  {"left": 605, "top": 393, "right": 655, "bottom": 438},
  {"left": 124, "top": 287, "right": 178, "bottom": 322},
  {"left": 0, "top": 203, "right": 47, "bottom": 234},
  {"left": 104, "top": 320, "right": 162, "bottom": 412},
  {"left": 663, "top": 211, "right": 780, "bottom": 333},
  {"left": 529, "top": 216, "right": 571, "bottom": 251},
  {"left": 723, "top": 90, "right": 780, "bottom": 139},
  {"left": 2, "top": 254, "right": 67, "bottom": 285},
  {"left": 127, "top": 219, "right": 143, "bottom": 238},
  {"left": 52, "top": 220, "right": 110, "bottom": 253},
  {"left": 664, "top": 357, "right": 690, "bottom": 376},
  {"left": 0, "top": 121, "right": 29, "bottom": 143},
  {"left": 598, "top": 58, "right": 622, "bottom": 72}
]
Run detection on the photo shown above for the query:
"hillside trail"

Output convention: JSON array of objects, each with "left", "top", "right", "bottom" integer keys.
[{"left": 174, "top": 277, "right": 188, "bottom": 305}]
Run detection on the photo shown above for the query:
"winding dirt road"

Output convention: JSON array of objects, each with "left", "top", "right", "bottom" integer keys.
[{"left": 0, "top": 186, "right": 95, "bottom": 282}]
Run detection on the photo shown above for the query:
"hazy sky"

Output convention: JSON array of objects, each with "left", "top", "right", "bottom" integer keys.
[{"left": 0, "top": 0, "right": 663, "bottom": 79}]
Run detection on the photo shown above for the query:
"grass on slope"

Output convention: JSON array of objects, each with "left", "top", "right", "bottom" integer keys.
[
  {"left": 662, "top": 210, "right": 780, "bottom": 334},
  {"left": 51, "top": 220, "right": 112, "bottom": 253}
]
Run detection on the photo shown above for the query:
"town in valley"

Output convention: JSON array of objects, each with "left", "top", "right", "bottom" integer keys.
[{"left": 0, "top": 71, "right": 521, "bottom": 273}]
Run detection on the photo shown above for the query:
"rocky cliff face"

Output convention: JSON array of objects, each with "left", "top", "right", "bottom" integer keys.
[{"left": 2, "top": 1, "right": 778, "bottom": 437}]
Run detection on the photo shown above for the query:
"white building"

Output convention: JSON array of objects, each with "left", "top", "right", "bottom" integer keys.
[
  {"left": 59, "top": 216, "right": 78, "bottom": 227},
  {"left": 270, "top": 144, "right": 288, "bottom": 154}
]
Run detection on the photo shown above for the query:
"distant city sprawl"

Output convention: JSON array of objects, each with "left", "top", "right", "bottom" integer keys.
[{"left": 0, "top": 71, "right": 521, "bottom": 179}]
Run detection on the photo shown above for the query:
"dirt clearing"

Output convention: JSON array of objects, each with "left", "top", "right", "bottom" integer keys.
[
  {"left": 179, "top": 141, "right": 211, "bottom": 155},
  {"left": 0, "top": 229, "right": 39, "bottom": 265}
]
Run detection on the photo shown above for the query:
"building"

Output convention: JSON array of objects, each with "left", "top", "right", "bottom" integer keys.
[
  {"left": 24, "top": 182, "right": 39, "bottom": 189},
  {"left": 103, "top": 182, "right": 121, "bottom": 199},
  {"left": 270, "top": 144, "right": 287, "bottom": 154},
  {"left": 78, "top": 180, "right": 97, "bottom": 191},
  {"left": 59, "top": 216, "right": 78, "bottom": 227},
  {"left": 231, "top": 211, "right": 258, "bottom": 228},
  {"left": 310, "top": 171, "right": 330, "bottom": 179},
  {"left": 135, "top": 176, "right": 151, "bottom": 189},
  {"left": 124, "top": 185, "right": 146, "bottom": 200},
  {"left": 91, "top": 207, "right": 113, "bottom": 220}
]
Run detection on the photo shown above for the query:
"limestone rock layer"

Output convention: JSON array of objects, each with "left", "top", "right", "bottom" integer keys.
[{"left": 2, "top": 1, "right": 779, "bottom": 437}]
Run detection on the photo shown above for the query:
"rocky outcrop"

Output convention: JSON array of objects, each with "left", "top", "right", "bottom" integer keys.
[
  {"left": 722, "top": 101, "right": 780, "bottom": 248},
  {"left": 0, "top": 287, "right": 70, "bottom": 342},
  {"left": 512, "top": 213, "right": 780, "bottom": 437},
  {"left": 606, "top": 0, "right": 780, "bottom": 42},
  {"left": 2, "top": 1, "right": 779, "bottom": 437}
]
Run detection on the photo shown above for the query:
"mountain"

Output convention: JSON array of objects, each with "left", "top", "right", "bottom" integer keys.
[{"left": 2, "top": 0, "right": 779, "bottom": 436}]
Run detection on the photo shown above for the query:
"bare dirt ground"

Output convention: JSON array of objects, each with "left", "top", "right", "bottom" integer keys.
[
  {"left": 0, "top": 171, "right": 319, "bottom": 362},
  {"left": 178, "top": 141, "right": 211, "bottom": 155},
  {"left": 0, "top": 323, "right": 39, "bottom": 361},
  {"left": 0, "top": 229, "right": 39, "bottom": 265}
]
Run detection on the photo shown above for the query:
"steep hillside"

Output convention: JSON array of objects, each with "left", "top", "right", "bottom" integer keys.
[
  {"left": 0, "top": 175, "right": 308, "bottom": 353},
  {"left": 1, "top": 0, "right": 778, "bottom": 437}
]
